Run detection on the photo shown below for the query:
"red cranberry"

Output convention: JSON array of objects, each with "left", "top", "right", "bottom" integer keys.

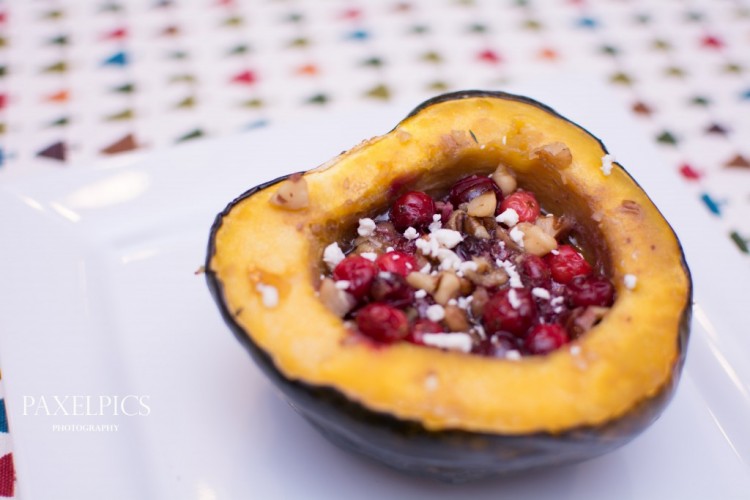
[
  {"left": 394, "top": 238, "right": 417, "bottom": 255},
  {"left": 499, "top": 191, "right": 540, "bottom": 222},
  {"left": 544, "top": 245, "right": 592, "bottom": 284},
  {"left": 390, "top": 191, "right": 436, "bottom": 231},
  {"left": 333, "top": 255, "right": 377, "bottom": 299},
  {"left": 474, "top": 332, "right": 518, "bottom": 357},
  {"left": 567, "top": 275, "right": 614, "bottom": 307},
  {"left": 369, "top": 273, "right": 415, "bottom": 308},
  {"left": 524, "top": 324, "right": 569, "bottom": 355},
  {"left": 356, "top": 303, "right": 409, "bottom": 343},
  {"left": 435, "top": 201, "right": 454, "bottom": 222},
  {"left": 407, "top": 319, "right": 444, "bottom": 344},
  {"left": 449, "top": 175, "right": 500, "bottom": 207},
  {"left": 482, "top": 288, "right": 537, "bottom": 337},
  {"left": 520, "top": 254, "right": 551, "bottom": 288},
  {"left": 375, "top": 251, "right": 418, "bottom": 277}
]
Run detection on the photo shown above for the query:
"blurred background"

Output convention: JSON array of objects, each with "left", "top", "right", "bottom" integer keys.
[{"left": 1, "top": 0, "right": 749, "bottom": 265}]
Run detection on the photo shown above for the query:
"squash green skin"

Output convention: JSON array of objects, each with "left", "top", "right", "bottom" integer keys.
[{"left": 205, "top": 91, "right": 692, "bottom": 481}]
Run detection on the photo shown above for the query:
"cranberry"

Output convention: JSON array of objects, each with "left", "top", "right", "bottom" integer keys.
[
  {"left": 375, "top": 251, "right": 418, "bottom": 277},
  {"left": 449, "top": 175, "right": 500, "bottom": 207},
  {"left": 520, "top": 254, "right": 551, "bottom": 288},
  {"left": 369, "top": 273, "right": 415, "bottom": 308},
  {"left": 333, "top": 255, "right": 377, "bottom": 299},
  {"left": 394, "top": 238, "right": 417, "bottom": 255},
  {"left": 474, "top": 332, "right": 518, "bottom": 357},
  {"left": 435, "top": 201, "right": 454, "bottom": 222},
  {"left": 545, "top": 245, "right": 592, "bottom": 284},
  {"left": 499, "top": 191, "right": 540, "bottom": 222},
  {"left": 407, "top": 319, "right": 444, "bottom": 344},
  {"left": 390, "top": 191, "right": 436, "bottom": 231},
  {"left": 356, "top": 303, "right": 409, "bottom": 343},
  {"left": 482, "top": 288, "right": 537, "bottom": 337},
  {"left": 524, "top": 324, "right": 569, "bottom": 355},
  {"left": 567, "top": 275, "right": 614, "bottom": 307}
]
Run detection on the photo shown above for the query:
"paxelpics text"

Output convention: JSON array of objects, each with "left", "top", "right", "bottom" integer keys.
[{"left": 22, "top": 395, "right": 151, "bottom": 417}]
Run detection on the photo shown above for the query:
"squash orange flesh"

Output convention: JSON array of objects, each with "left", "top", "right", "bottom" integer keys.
[{"left": 209, "top": 96, "right": 690, "bottom": 434}]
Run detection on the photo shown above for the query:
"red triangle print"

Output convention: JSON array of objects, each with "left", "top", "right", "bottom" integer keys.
[
  {"left": 0, "top": 12, "right": 6, "bottom": 24},
  {"left": 724, "top": 154, "right": 750, "bottom": 169},
  {"left": 477, "top": 49, "right": 502, "bottom": 64},
  {"left": 339, "top": 8, "right": 362, "bottom": 20},
  {"left": 701, "top": 35, "right": 724, "bottom": 49},
  {"left": 537, "top": 48, "right": 559, "bottom": 61},
  {"left": 678, "top": 163, "right": 702, "bottom": 180},
  {"left": 102, "top": 27, "right": 128, "bottom": 40},
  {"left": 0, "top": 94, "right": 5, "bottom": 110},
  {"left": 0, "top": 454, "right": 14, "bottom": 497},
  {"left": 295, "top": 64, "right": 319, "bottom": 76},
  {"left": 45, "top": 89, "right": 70, "bottom": 103},
  {"left": 215, "top": 0, "right": 235, "bottom": 5},
  {"left": 232, "top": 70, "right": 257, "bottom": 85},
  {"left": 160, "top": 25, "right": 180, "bottom": 37},
  {"left": 101, "top": 133, "right": 138, "bottom": 155},
  {"left": 37, "top": 141, "right": 67, "bottom": 161}
]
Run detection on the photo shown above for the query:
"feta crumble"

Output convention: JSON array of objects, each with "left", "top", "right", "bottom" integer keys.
[
  {"left": 357, "top": 217, "right": 376, "bottom": 237},
  {"left": 403, "top": 227, "right": 419, "bottom": 240},
  {"left": 415, "top": 289, "right": 427, "bottom": 299},
  {"left": 505, "top": 350, "right": 521, "bottom": 361},
  {"left": 323, "top": 242, "right": 345, "bottom": 269},
  {"left": 419, "top": 263, "right": 432, "bottom": 274},
  {"left": 508, "top": 289, "right": 521, "bottom": 310},
  {"left": 532, "top": 287, "right": 551, "bottom": 300},
  {"left": 624, "top": 274, "right": 638, "bottom": 290},
  {"left": 428, "top": 214, "right": 443, "bottom": 233},
  {"left": 360, "top": 252, "right": 378, "bottom": 262},
  {"left": 509, "top": 226, "right": 525, "bottom": 248},
  {"left": 422, "top": 332, "right": 473, "bottom": 353},
  {"left": 497, "top": 259, "right": 523, "bottom": 288},
  {"left": 437, "top": 248, "right": 462, "bottom": 271},
  {"left": 334, "top": 280, "right": 351, "bottom": 290},
  {"left": 256, "top": 283, "right": 279, "bottom": 308},
  {"left": 432, "top": 229, "right": 464, "bottom": 248},
  {"left": 601, "top": 154, "right": 615, "bottom": 176},
  {"left": 426, "top": 304, "right": 446, "bottom": 322},
  {"left": 496, "top": 208, "right": 520, "bottom": 227}
]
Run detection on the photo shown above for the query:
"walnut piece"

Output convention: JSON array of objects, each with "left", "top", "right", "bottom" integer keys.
[
  {"left": 319, "top": 278, "right": 356, "bottom": 317},
  {"left": 466, "top": 191, "right": 497, "bottom": 218},
  {"left": 491, "top": 163, "right": 517, "bottom": 196}
]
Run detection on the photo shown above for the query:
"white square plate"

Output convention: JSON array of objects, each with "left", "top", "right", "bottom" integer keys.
[{"left": 2, "top": 80, "right": 750, "bottom": 499}]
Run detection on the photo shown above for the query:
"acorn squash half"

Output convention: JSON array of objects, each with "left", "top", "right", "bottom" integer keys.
[{"left": 205, "top": 91, "right": 691, "bottom": 482}]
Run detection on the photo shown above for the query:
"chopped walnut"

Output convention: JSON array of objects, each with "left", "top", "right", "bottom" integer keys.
[
  {"left": 445, "top": 209, "right": 467, "bottom": 232},
  {"left": 567, "top": 306, "right": 609, "bottom": 338},
  {"left": 516, "top": 222, "right": 558, "bottom": 256},
  {"left": 270, "top": 173, "right": 309, "bottom": 210},
  {"left": 464, "top": 216, "right": 491, "bottom": 239},
  {"left": 319, "top": 278, "right": 356, "bottom": 317},
  {"left": 406, "top": 272, "right": 439, "bottom": 294},
  {"left": 534, "top": 214, "right": 574, "bottom": 241},
  {"left": 433, "top": 272, "right": 462, "bottom": 305},
  {"left": 463, "top": 257, "right": 509, "bottom": 288},
  {"left": 491, "top": 163, "right": 517, "bottom": 196},
  {"left": 470, "top": 287, "right": 490, "bottom": 318},
  {"left": 466, "top": 191, "right": 497, "bottom": 218},
  {"left": 444, "top": 305, "right": 471, "bottom": 332}
]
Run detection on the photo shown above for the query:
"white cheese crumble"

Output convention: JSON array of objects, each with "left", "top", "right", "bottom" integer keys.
[
  {"left": 570, "top": 345, "right": 582, "bottom": 356},
  {"left": 508, "top": 289, "right": 521, "bottom": 310},
  {"left": 601, "top": 154, "right": 616, "bottom": 176},
  {"left": 360, "top": 252, "right": 378, "bottom": 262},
  {"left": 551, "top": 295, "right": 565, "bottom": 313},
  {"left": 403, "top": 227, "right": 419, "bottom": 240},
  {"left": 624, "top": 274, "right": 638, "bottom": 290},
  {"left": 256, "top": 283, "right": 279, "bottom": 308},
  {"left": 532, "top": 287, "right": 551, "bottom": 300},
  {"left": 416, "top": 237, "right": 440, "bottom": 257},
  {"left": 457, "top": 296, "right": 474, "bottom": 310},
  {"left": 334, "top": 280, "right": 351, "bottom": 290},
  {"left": 386, "top": 246, "right": 395, "bottom": 253},
  {"left": 378, "top": 272, "right": 393, "bottom": 279},
  {"left": 437, "top": 249, "right": 462, "bottom": 271},
  {"left": 422, "top": 332, "right": 473, "bottom": 353},
  {"left": 419, "top": 263, "right": 432, "bottom": 274},
  {"left": 414, "top": 289, "right": 427, "bottom": 299},
  {"left": 428, "top": 213, "right": 443, "bottom": 232},
  {"left": 458, "top": 260, "right": 479, "bottom": 274},
  {"left": 497, "top": 259, "right": 523, "bottom": 288},
  {"left": 426, "top": 304, "right": 445, "bottom": 322},
  {"left": 323, "top": 242, "right": 345, "bottom": 269},
  {"left": 432, "top": 229, "right": 463, "bottom": 248},
  {"left": 496, "top": 208, "right": 519, "bottom": 227},
  {"left": 505, "top": 350, "right": 521, "bottom": 361},
  {"left": 447, "top": 298, "right": 458, "bottom": 306},
  {"left": 509, "top": 226, "right": 525, "bottom": 248},
  {"left": 357, "top": 217, "right": 376, "bottom": 237},
  {"left": 474, "top": 323, "right": 487, "bottom": 340}
]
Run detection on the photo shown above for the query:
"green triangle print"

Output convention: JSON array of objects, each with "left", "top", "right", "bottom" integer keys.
[
  {"left": 42, "top": 61, "right": 68, "bottom": 74},
  {"left": 656, "top": 130, "right": 678, "bottom": 145},
  {"left": 174, "top": 95, "right": 196, "bottom": 109},
  {"left": 112, "top": 82, "right": 135, "bottom": 93},
  {"left": 105, "top": 109, "right": 134, "bottom": 121},
  {"left": 364, "top": 84, "right": 391, "bottom": 100},
  {"left": 176, "top": 129, "right": 204, "bottom": 143}
]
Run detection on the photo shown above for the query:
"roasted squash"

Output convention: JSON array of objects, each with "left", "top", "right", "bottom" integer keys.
[{"left": 205, "top": 91, "right": 692, "bottom": 482}]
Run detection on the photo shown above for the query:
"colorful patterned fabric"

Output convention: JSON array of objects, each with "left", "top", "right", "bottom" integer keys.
[{"left": 0, "top": 0, "right": 749, "bottom": 494}]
